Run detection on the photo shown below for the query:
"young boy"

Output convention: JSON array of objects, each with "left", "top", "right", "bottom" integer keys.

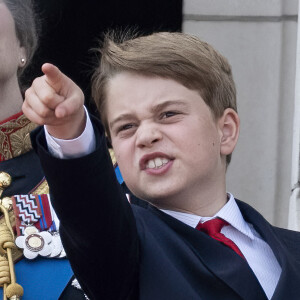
[{"left": 23, "top": 32, "right": 300, "bottom": 300}]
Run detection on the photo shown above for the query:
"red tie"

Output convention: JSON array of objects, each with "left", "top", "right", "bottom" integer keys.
[{"left": 196, "top": 218, "right": 245, "bottom": 259}]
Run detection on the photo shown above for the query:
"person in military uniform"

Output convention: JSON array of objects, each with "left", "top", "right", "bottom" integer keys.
[{"left": 0, "top": 1, "right": 86, "bottom": 298}]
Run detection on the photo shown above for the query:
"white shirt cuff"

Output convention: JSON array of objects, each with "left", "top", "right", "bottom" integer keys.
[{"left": 44, "top": 106, "right": 96, "bottom": 159}]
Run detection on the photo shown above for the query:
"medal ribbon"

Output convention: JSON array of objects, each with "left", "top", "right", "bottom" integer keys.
[{"left": 12, "top": 194, "right": 53, "bottom": 236}]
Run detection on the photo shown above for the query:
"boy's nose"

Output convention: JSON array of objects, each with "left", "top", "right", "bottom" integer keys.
[{"left": 136, "top": 125, "right": 162, "bottom": 148}]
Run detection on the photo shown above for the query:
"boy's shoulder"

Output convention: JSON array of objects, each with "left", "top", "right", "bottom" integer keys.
[
  {"left": 273, "top": 226, "right": 300, "bottom": 256},
  {"left": 236, "top": 198, "right": 300, "bottom": 260}
]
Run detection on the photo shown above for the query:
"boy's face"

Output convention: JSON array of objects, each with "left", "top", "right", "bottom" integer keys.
[{"left": 106, "top": 72, "right": 233, "bottom": 211}]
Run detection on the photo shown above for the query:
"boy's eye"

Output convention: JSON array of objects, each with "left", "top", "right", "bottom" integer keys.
[
  {"left": 161, "top": 111, "right": 179, "bottom": 119},
  {"left": 118, "top": 123, "right": 134, "bottom": 132}
]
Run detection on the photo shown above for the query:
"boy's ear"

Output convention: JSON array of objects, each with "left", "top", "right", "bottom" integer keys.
[{"left": 218, "top": 108, "right": 240, "bottom": 156}]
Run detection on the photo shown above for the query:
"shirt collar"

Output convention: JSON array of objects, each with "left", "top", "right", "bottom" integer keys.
[{"left": 161, "top": 193, "right": 254, "bottom": 240}]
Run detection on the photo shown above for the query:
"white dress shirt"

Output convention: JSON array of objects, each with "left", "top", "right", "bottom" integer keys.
[
  {"left": 162, "top": 195, "right": 281, "bottom": 299},
  {"left": 45, "top": 108, "right": 281, "bottom": 299}
]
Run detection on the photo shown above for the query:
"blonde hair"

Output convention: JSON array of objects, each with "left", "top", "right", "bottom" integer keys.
[{"left": 92, "top": 31, "right": 237, "bottom": 164}]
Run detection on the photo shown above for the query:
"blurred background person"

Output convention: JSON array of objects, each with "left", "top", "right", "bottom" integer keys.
[{"left": 0, "top": 0, "right": 86, "bottom": 298}]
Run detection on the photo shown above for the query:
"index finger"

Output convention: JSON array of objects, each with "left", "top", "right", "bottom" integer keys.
[{"left": 42, "top": 63, "right": 65, "bottom": 95}]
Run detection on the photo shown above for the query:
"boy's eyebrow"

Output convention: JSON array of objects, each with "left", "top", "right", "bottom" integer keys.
[
  {"left": 109, "top": 113, "right": 134, "bottom": 129},
  {"left": 109, "top": 100, "right": 189, "bottom": 129},
  {"left": 151, "top": 100, "right": 189, "bottom": 114}
]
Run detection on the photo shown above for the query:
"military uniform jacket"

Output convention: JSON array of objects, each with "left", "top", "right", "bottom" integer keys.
[
  {"left": 0, "top": 112, "right": 86, "bottom": 300},
  {"left": 32, "top": 117, "right": 300, "bottom": 300}
]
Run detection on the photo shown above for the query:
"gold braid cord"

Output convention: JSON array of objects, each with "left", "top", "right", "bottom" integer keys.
[
  {"left": 0, "top": 206, "right": 23, "bottom": 300},
  {"left": 0, "top": 173, "right": 23, "bottom": 300},
  {"left": 0, "top": 256, "right": 10, "bottom": 288}
]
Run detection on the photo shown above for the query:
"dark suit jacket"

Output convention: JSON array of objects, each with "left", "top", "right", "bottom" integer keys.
[{"left": 31, "top": 118, "right": 300, "bottom": 300}]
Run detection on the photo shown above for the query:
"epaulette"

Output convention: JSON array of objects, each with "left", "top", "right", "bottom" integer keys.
[{"left": 0, "top": 112, "right": 37, "bottom": 162}]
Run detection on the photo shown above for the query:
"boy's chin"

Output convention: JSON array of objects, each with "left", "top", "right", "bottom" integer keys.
[{"left": 134, "top": 191, "right": 177, "bottom": 208}]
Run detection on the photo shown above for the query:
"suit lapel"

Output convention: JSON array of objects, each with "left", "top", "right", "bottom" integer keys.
[
  {"left": 149, "top": 205, "right": 267, "bottom": 300},
  {"left": 237, "top": 200, "right": 300, "bottom": 299}
]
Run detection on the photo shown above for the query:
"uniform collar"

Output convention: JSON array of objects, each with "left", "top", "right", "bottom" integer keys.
[{"left": 0, "top": 111, "right": 37, "bottom": 161}]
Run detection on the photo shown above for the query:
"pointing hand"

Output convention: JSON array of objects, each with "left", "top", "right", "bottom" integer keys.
[{"left": 23, "top": 63, "right": 85, "bottom": 139}]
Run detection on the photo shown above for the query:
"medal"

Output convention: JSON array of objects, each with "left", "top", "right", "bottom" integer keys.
[
  {"left": 12, "top": 194, "right": 66, "bottom": 259},
  {"left": 15, "top": 226, "right": 52, "bottom": 259},
  {"left": 48, "top": 232, "right": 64, "bottom": 258}
]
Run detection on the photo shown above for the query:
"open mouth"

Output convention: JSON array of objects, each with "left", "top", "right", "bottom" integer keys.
[
  {"left": 146, "top": 157, "right": 170, "bottom": 169},
  {"left": 140, "top": 152, "right": 174, "bottom": 171}
]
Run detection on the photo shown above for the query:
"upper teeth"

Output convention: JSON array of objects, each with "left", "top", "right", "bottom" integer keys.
[{"left": 146, "top": 157, "right": 169, "bottom": 169}]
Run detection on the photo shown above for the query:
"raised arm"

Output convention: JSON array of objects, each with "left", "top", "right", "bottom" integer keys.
[{"left": 23, "top": 65, "right": 139, "bottom": 299}]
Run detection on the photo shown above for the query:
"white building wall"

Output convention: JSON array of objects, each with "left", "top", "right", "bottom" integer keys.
[
  {"left": 183, "top": 0, "right": 298, "bottom": 228},
  {"left": 288, "top": 2, "right": 300, "bottom": 230}
]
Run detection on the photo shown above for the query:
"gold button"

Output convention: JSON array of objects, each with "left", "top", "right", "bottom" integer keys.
[
  {"left": 0, "top": 197, "right": 12, "bottom": 210},
  {"left": 0, "top": 172, "right": 12, "bottom": 188}
]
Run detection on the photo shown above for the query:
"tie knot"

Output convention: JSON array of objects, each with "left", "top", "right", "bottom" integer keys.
[{"left": 196, "top": 218, "right": 229, "bottom": 235}]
